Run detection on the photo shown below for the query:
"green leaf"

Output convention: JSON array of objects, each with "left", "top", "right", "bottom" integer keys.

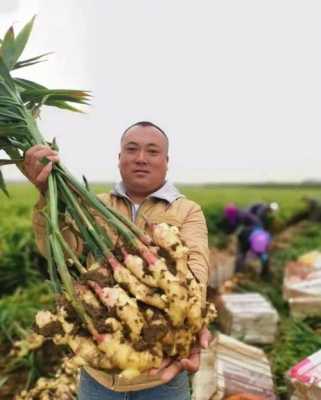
[
  {"left": 0, "top": 27, "right": 15, "bottom": 69},
  {"left": 0, "top": 95, "right": 22, "bottom": 107},
  {"left": 45, "top": 99, "right": 84, "bottom": 113},
  {"left": 20, "top": 89, "right": 90, "bottom": 104},
  {"left": 0, "top": 158, "right": 23, "bottom": 166},
  {"left": 14, "top": 77, "right": 47, "bottom": 91},
  {"left": 13, "top": 52, "right": 51, "bottom": 70},
  {"left": 82, "top": 175, "right": 90, "bottom": 191},
  {"left": 13, "top": 80, "right": 90, "bottom": 111},
  {"left": 0, "top": 123, "right": 26, "bottom": 137},
  {"left": 0, "top": 168, "right": 9, "bottom": 197},
  {"left": 51, "top": 137, "right": 59, "bottom": 151},
  {"left": 10, "top": 16, "right": 36, "bottom": 69},
  {"left": 0, "top": 56, "right": 17, "bottom": 93},
  {"left": 0, "top": 138, "right": 24, "bottom": 156},
  {"left": 0, "top": 107, "right": 24, "bottom": 121}
]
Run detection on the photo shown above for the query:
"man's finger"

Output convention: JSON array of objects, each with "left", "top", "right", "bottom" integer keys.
[
  {"left": 35, "top": 161, "right": 53, "bottom": 186},
  {"left": 26, "top": 147, "right": 58, "bottom": 166},
  {"left": 149, "top": 358, "right": 173, "bottom": 376},
  {"left": 199, "top": 327, "right": 213, "bottom": 349},
  {"left": 160, "top": 360, "right": 182, "bottom": 383},
  {"left": 180, "top": 351, "right": 201, "bottom": 373},
  {"left": 25, "top": 146, "right": 52, "bottom": 165},
  {"left": 33, "top": 148, "right": 58, "bottom": 163},
  {"left": 24, "top": 144, "right": 48, "bottom": 158}
]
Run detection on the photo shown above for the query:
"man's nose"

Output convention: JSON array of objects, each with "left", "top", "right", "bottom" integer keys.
[{"left": 136, "top": 150, "right": 147, "bottom": 163}]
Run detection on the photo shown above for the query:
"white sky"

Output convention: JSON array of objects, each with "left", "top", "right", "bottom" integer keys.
[{"left": 0, "top": 0, "right": 320, "bottom": 183}]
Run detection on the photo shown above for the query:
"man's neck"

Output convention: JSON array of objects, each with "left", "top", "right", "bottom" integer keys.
[{"left": 125, "top": 182, "right": 166, "bottom": 204}]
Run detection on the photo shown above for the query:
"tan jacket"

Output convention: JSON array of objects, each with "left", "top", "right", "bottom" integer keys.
[{"left": 32, "top": 183, "right": 209, "bottom": 392}]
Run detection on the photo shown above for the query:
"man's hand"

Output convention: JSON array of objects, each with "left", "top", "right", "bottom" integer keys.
[
  {"left": 23, "top": 145, "right": 60, "bottom": 194},
  {"left": 150, "top": 327, "right": 213, "bottom": 383}
]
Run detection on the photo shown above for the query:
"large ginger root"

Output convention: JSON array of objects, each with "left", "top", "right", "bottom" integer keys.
[
  {"left": 88, "top": 281, "right": 145, "bottom": 342},
  {"left": 97, "top": 330, "right": 162, "bottom": 379},
  {"left": 150, "top": 258, "right": 189, "bottom": 326},
  {"left": 161, "top": 328, "right": 194, "bottom": 358},
  {"left": 123, "top": 253, "right": 159, "bottom": 287},
  {"left": 123, "top": 250, "right": 190, "bottom": 327},
  {"left": 152, "top": 223, "right": 206, "bottom": 332},
  {"left": 92, "top": 259, "right": 167, "bottom": 310},
  {"left": 152, "top": 223, "right": 189, "bottom": 260},
  {"left": 141, "top": 307, "right": 169, "bottom": 345}
]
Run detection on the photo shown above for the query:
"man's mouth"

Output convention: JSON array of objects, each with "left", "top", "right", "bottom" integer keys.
[{"left": 133, "top": 169, "right": 149, "bottom": 174}]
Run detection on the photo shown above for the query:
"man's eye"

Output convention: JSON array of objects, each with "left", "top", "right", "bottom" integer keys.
[
  {"left": 127, "top": 147, "right": 137, "bottom": 152},
  {"left": 149, "top": 150, "right": 159, "bottom": 155}
]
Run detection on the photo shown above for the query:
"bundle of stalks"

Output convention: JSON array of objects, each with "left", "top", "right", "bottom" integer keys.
[{"left": 0, "top": 18, "right": 216, "bottom": 380}]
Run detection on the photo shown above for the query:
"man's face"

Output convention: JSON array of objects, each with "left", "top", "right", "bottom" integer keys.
[{"left": 118, "top": 125, "right": 168, "bottom": 196}]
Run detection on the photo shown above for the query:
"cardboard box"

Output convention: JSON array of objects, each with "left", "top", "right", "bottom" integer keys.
[{"left": 215, "top": 293, "right": 279, "bottom": 344}]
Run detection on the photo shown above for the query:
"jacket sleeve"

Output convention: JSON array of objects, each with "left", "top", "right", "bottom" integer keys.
[
  {"left": 32, "top": 194, "right": 84, "bottom": 259},
  {"left": 179, "top": 202, "right": 209, "bottom": 307}
]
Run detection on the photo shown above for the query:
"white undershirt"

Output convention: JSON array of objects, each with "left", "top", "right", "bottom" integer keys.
[{"left": 132, "top": 203, "right": 140, "bottom": 220}]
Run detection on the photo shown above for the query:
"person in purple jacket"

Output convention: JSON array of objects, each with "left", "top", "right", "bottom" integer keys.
[{"left": 223, "top": 202, "right": 278, "bottom": 278}]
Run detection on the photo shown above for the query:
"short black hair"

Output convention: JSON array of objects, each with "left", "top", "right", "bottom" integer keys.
[{"left": 121, "top": 121, "right": 169, "bottom": 151}]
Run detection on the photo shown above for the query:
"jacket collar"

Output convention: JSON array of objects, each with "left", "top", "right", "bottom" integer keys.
[{"left": 111, "top": 181, "right": 184, "bottom": 204}]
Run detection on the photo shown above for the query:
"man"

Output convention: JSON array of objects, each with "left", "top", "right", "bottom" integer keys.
[{"left": 23, "top": 121, "right": 211, "bottom": 400}]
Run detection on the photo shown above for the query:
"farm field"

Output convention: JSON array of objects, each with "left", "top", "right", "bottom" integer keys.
[{"left": 1, "top": 182, "right": 321, "bottom": 399}]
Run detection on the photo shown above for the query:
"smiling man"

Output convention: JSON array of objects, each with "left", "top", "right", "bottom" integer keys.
[
  {"left": 26, "top": 121, "right": 211, "bottom": 400},
  {"left": 118, "top": 122, "right": 169, "bottom": 204}
]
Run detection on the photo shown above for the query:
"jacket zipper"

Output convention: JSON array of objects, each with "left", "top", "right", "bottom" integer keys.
[{"left": 122, "top": 197, "right": 145, "bottom": 223}]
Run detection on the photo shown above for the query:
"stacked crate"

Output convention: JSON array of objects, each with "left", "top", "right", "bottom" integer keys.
[
  {"left": 215, "top": 293, "right": 279, "bottom": 344},
  {"left": 192, "top": 333, "right": 276, "bottom": 400},
  {"left": 283, "top": 251, "right": 321, "bottom": 319},
  {"left": 208, "top": 249, "right": 235, "bottom": 289},
  {"left": 287, "top": 349, "right": 321, "bottom": 399},
  {"left": 213, "top": 333, "right": 276, "bottom": 399}
]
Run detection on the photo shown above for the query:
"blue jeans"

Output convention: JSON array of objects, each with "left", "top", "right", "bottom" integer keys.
[{"left": 78, "top": 370, "right": 190, "bottom": 400}]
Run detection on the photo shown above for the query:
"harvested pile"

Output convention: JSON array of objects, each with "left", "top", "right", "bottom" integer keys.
[
  {"left": 0, "top": 16, "right": 216, "bottom": 395},
  {"left": 283, "top": 251, "right": 321, "bottom": 319}
]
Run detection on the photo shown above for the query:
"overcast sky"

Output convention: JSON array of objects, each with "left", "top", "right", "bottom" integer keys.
[{"left": 1, "top": 0, "right": 320, "bottom": 183}]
